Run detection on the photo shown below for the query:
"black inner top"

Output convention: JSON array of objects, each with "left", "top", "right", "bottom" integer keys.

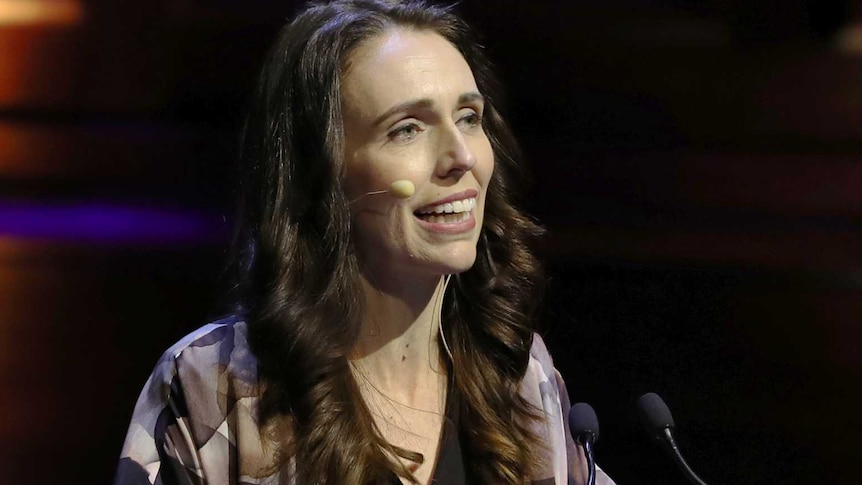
[{"left": 389, "top": 383, "right": 468, "bottom": 485}]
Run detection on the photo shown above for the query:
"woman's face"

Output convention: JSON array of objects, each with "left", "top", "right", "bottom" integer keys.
[{"left": 341, "top": 29, "right": 494, "bottom": 281}]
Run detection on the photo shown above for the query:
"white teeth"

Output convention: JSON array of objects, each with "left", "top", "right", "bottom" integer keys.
[
  {"left": 421, "top": 212, "right": 470, "bottom": 224},
  {"left": 417, "top": 197, "right": 477, "bottom": 215}
]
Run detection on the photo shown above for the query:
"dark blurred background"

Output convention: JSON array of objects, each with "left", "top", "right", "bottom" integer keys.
[{"left": 1, "top": 0, "right": 861, "bottom": 483}]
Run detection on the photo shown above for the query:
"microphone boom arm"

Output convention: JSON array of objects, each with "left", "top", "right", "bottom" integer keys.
[
  {"left": 661, "top": 427, "right": 708, "bottom": 485},
  {"left": 580, "top": 436, "right": 597, "bottom": 485}
]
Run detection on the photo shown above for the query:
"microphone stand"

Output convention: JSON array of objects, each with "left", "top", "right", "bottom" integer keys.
[
  {"left": 579, "top": 435, "right": 597, "bottom": 485},
  {"left": 637, "top": 392, "right": 710, "bottom": 485},
  {"left": 660, "top": 427, "right": 708, "bottom": 485},
  {"left": 568, "top": 402, "right": 599, "bottom": 485}
]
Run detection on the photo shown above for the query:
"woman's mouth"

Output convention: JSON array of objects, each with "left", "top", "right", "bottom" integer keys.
[{"left": 414, "top": 197, "right": 476, "bottom": 223}]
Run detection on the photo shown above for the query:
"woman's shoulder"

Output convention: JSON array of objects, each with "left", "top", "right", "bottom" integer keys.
[
  {"left": 527, "top": 332, "right": 556, "bottom": 383},
  {"left": 522, "top": 332, "right": 567, "bottom": 413},
  {"left": 148, "top": 315, "right": 259, "bottom": 400},
  {"left": 117, "top": 316, "right": 274, "bottom": 484},
  {"left": 169, "top": 314, "right": 252, "bottom": 362}
]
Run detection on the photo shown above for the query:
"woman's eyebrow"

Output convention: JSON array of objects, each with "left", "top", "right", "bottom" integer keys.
[
  {"left": 373, "top": 92, "right": 485, "bottom": 126},
  {"left": 374, "top": 98, "right": 435, "bottom": 126},
  {"left": 458, "top": 92, "right": 484, "bottom": 106}
]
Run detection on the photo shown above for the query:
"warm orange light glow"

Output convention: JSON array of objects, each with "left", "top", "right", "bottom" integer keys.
[
  {"left": 835, "top": 24, "right": 862, "bottom": 56},
  {"left": 0, "top": 0, "right": 84, "bottom": 109},
  {"left": 0, "top": 0, "right": 83, "bottom": 26}
]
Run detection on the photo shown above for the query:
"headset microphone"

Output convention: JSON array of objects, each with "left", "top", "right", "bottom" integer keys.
[
  {"left": 388, "top": 180, "right": 415, "bottom": 199},
  {"left": 349, "top": 180, "right": 415, "bottom": 204}
]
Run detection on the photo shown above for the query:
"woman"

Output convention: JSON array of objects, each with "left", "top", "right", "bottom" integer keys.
[{"left": 115, "top": 1, "right": 613, "bottom": 484}]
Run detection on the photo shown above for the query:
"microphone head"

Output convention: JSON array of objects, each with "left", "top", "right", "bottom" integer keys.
[
  {"left": 636, "top": 392, "right": 675, "bottom": 439},
  {"left": 389, "top": 180, "right": 415, "bottom": 199},
  {"left": 568, "top": 402, "right": 600, "bottom": 441}
]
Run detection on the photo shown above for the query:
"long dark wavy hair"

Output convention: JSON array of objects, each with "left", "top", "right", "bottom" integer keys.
[{"left": 234, "top": 1, "right": 546, "bottom": 483}]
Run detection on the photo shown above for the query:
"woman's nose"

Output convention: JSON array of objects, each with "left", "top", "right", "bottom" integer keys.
[{"left": 435, "top": 126, "right": 477, "bottom": 178}]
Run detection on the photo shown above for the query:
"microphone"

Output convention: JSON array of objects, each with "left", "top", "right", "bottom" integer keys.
[
  {"left": 349, "top": 180, "right": 415, "bottom": 204},
  {"left": 636, "top": 392, "right": 709, "bottom": 485},
  {"left": 568, "top": 402, "right": 599, "bottom": 485},
  {"left": 389, "top": 180, "right": 415, "bottom": 198}
]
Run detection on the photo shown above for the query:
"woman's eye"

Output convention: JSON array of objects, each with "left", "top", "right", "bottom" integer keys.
[
  {"left": 387, "top": 123, "right": 421, "bottom": 142},
  {"left": 458, "top": 111, "right": 483, "bottom": 129}
]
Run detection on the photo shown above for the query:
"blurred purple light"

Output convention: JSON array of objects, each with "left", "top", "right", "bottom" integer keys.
[{"left": 0, "top": 200, "right": 225, "bottom": 245}]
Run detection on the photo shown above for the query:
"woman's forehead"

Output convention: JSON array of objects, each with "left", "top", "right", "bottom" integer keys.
[{"left": 340, "top": 28, "right": 479, "bottom": 119}]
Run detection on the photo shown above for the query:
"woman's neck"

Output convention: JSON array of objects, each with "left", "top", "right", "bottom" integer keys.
[{"left": 349, "top": 272, "right": 448, "bottom": 404}]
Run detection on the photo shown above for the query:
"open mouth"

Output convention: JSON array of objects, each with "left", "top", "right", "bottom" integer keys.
[{"left": 414, "top": 197, "right": 476, "bottom": 224}]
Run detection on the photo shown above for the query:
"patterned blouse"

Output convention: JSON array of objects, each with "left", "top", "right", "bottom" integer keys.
[{"left": 114, "top": 316, "right": 614, "bottom": 485}]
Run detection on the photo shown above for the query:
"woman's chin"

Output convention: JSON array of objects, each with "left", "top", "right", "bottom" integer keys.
[
  {"left": 424, "top": 247, "right": 478, "bottom": 276},
  {"left": 358, "top": 237, "right": 480, "bottom": 280}
]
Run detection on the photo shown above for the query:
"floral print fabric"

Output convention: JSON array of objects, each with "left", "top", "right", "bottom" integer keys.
[{"left": 114, "top": 316, "right": 614, "bottom": 485}]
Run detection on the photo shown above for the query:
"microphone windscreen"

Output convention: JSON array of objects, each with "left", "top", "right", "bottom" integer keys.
[
  {"left": 568, "top": 402, "right": 600, "bottom": 440},
  {"left": 389, "top": 180, "right": 415, "bottom": 199},
  {"left": 637, "top": 392, "right": 675, "bottom": 437}
]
